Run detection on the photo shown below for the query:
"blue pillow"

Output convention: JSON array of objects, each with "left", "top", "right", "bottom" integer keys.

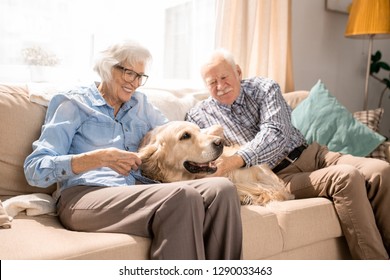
[{"left": 292, "top": 80, "right": 385, "bottom": 157}]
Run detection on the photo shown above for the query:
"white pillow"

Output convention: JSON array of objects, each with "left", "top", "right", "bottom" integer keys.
[{"left": 141, "top": 88, "right": 199, "bottom": 121}]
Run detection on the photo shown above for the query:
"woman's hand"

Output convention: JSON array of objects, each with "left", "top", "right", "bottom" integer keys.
[{"left": 71, "top": 148, "right": 142, "bottom": 176}]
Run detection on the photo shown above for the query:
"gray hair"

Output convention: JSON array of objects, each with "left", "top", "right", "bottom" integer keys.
[
  {"left": 93, "top": 40, "right": 152, "bottom": 83},
  {"left": 212, "top": 48, "right": 236, "bottom": 67},
  {"left": 201, "top": 48, "right": 237, "bottom": 77}
]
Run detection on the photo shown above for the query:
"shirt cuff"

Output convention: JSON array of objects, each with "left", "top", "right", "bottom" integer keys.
[
  {"left": 235, "top": 150, "right": 252, "bottom": 168},
  {"left": 54, "top": 155, "right": 74, "bottom": 180}
]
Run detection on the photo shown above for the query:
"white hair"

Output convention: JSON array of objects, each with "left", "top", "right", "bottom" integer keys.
[
  {"left": 93, "top": 40, "right": 152, "bottom": 83},
  {"left": 210, "top": 48, "right": 236, "bottom": 68},
  {"left": 201, "top": 48, "right": 238, "bottom": 79}
]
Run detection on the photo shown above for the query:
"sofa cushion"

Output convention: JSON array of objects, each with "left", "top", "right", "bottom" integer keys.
[
  {"left": 353, "top": 108, "right": 388, "bottom": 161},
  {"left": 140, "top": 88, "right": 200, "bottom": 121},
  {"left": 266, "top": 237, "right": 351, "bottom": 260},
  {"left": 353, "top": 108, "right": 384, "bottom": 132},
  {"left": 0, "top": 84, "right": 56, "bottom": 196},
  {"left": 241, "top": 205, "right": 283, "bottom": 259},
  {"left": 0, "top": 214, "right": 150, "bottom": 260},
  {"left": 291, "top": 80, "right": 385, "bottom": 157},
  {"left": 266, "top": 197, "right": 344, "bottom": 251},
  {"left": 1, "top": 205, "right": 283, "bottom": 260}
]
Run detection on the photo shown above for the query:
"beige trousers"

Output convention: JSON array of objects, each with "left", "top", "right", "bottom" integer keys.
[
  {"left": 57, "top": 177, "right": 242, "bottom": 260},
  {"left": 277, "top": 142, "right": 390, "bottom": 260}
]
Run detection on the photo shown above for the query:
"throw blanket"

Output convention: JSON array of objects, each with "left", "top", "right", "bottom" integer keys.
[{"left": 2, "top": 193, "right": 56, "bottom": 219}]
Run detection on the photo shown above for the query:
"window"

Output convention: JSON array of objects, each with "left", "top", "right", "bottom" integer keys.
[{"left": 0, "top": 0, "right": 215, "bottom": 86}]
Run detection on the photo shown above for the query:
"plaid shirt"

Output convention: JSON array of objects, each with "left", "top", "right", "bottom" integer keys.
[{"left": 186, "top": 77, "right": 306, "bottom": 168}]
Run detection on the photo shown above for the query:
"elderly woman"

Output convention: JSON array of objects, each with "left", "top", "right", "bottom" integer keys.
[{"left": 24, "top": 40, "right": 242, "bottom": 260}]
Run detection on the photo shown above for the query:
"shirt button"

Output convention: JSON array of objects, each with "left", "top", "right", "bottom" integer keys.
[{"left": 61, "top": 170, "right": 66, "bottom": 175}]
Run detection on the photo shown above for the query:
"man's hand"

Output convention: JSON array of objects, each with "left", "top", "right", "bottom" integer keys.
[{"left": 211, "top": 154, "right": 245, "bottom": 177}]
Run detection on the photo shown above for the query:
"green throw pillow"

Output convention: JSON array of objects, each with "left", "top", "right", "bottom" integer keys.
[{"left": 291, "top": 80, "right": 385, "bottom": 157}]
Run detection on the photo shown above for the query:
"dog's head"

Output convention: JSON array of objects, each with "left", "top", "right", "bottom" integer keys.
[{"left": 138, "top": 121, "right": 225, "bottom": 182}]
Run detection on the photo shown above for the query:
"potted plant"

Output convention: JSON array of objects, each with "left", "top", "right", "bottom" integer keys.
[{"left": 370, "top": 50, "right": 390, "bottom": 108}]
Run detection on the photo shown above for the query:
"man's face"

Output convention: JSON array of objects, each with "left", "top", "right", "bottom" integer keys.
[{"left": 202, "top": 57, "right": 242, "bottom": 105}]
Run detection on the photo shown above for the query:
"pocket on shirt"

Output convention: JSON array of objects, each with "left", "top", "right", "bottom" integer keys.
[
  {"left": 79, "top": 121, "right": 116, "bottom": 147},
  {"left": 123, "top": 121, "right": 150, "bottom": 151}
]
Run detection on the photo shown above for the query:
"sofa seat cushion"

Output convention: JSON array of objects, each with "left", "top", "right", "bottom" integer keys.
[
  {"left": 241, "top": 205, "right": 283, "bottom": 259},
  {"left": 241, "top": 198, "right": 345, "bottom": 260},
  {"left": 0, "top": 198, "right": 345, "bottom": 260},
  {"left": 3, "top": 206, "right": 284, "bottom": 260},
  {"left": 266, "top": 197, "right": 344, "bottom": 251},
  {"left": 265, "top": 237, "right": 351, "bottom": 260},
  {"left": 0, "top": 214, "right": 150, "bottom": 260}
]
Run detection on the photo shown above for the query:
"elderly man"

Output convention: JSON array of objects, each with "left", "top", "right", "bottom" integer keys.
[{"left": 185, "top": 49, "right": 390, "bottom": 260}]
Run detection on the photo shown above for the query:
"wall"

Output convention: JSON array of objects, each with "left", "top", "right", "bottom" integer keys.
[{"left": 292, "top": 0, "right": 390, "bottom": 138}]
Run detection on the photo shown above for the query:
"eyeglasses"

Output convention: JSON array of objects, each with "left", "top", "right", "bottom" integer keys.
[{"left": 114, "top": 65, "right": 149, "bottom": 86}]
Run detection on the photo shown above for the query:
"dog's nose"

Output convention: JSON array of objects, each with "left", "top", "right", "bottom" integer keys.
[{"left": 213, "top": 138, "right": 224, "bottom": 147}]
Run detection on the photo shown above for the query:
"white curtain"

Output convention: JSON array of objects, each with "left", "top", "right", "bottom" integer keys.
[{"left": 215, "top": 0, "right": 294, "bottom": 92}]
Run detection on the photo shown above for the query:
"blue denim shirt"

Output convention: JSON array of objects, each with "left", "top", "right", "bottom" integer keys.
[{"left": 24, "top": 83, "right": 168, "bottom": 192}]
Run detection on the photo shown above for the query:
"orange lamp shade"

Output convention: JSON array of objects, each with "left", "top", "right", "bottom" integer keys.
[{"left": 345, "top": 0, "right": 390, "bottom": 38}]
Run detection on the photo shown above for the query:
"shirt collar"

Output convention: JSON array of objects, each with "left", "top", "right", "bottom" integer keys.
[
  {"left": 89, "top": 82, "right": 134, "bottom": 112},
  {"left": 235, "top": 87, "right": 246, "bottom": 105},
  {"left": 89, "top": 82, "right": 107, "bottom": 107}
]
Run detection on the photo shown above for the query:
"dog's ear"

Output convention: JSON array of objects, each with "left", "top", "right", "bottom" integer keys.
[
  {"left": 201, "top": 125, "right": 228, "bottom": 145},
  {"left": 202, "top": 125, "right": 224, "bottom": 138},
  {"left": 138, "top": 142, "right": 168, "bottom": 183},
  {"left": 138, "top": 144, "right": 158, "bottom": 161},
  {"left": 138, "top": 144, "right": 158, "bottom": 178}
]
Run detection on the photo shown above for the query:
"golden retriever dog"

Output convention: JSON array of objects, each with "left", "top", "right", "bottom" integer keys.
[{"left": 138, "top": 121, "right": 294, "bottom": 205}]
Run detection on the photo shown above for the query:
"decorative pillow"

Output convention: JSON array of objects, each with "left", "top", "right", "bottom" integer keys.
[
  {"left": 291, "top": 80, "right": 386, "bottom": 157},
  {"left": 353, "top": 108, "right": 387, "bottom": 161},
  {"left": 0, "top": 200, "right": 11, "bottom": 229},
  {"left": 367, "top": 143, "right": 388, "bottom": 161},
  {"left": 141, "top": 88, "right": 199, "bottom": 121},
  {"left": 353, "top": 108, "right": 384, "bottom": 132}
]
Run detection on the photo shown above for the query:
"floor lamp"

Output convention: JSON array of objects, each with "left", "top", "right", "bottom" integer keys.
[{"left": 344, "top": 0, "right": 390, "bottom": 111}]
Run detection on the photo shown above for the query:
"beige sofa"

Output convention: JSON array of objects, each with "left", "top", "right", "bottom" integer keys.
[{"left": 1, "top": 82, "right": 387, "bottom": 260}]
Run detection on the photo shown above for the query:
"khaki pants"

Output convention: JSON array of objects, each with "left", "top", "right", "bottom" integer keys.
[
  {"left": 57, "top": 177, "right": 242, "bottom": 260},
  {"left": 277, "top": 142, "right": 390, "bottom": 259}
]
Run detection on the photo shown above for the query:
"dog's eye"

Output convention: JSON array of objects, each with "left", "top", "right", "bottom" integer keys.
[{"left": 180, "top": 132, "right": 191, "bottom": 140}]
